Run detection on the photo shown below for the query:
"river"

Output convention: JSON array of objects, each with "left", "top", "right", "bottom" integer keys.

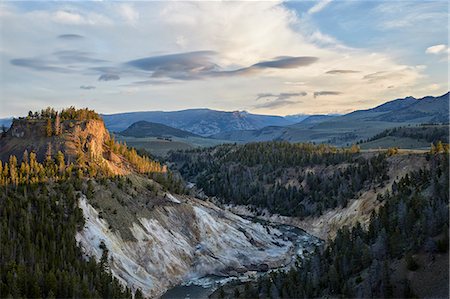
[{"left": 162, "top": 222, "right": 323, "bottom": 299}]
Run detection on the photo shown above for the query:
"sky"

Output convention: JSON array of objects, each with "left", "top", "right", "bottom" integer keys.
[{"left": 0, "top": 0, "right": 448, "bottom": 118}]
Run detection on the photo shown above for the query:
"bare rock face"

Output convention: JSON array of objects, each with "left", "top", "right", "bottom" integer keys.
[
  {"left": 0, "top": 118, "right": 132, "bottom": 175},
  {"left": 62, "top": 119, "right": 110, "bottom": 162},
  {"left": 76, "top": 194, "right": 295, "bottom": 298}
]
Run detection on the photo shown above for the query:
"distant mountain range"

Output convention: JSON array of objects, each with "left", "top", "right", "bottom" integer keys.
[
  {"left": 210, "top": 92, "right": 449, "bottom": 145},
  {"left": 102, "top": 109, "right": 294, "bottom": 136}
]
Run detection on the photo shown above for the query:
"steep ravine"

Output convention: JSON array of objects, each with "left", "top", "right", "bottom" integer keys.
[
  {"left": 76, "top": 193, "right": 296, "bottom": 298},
  {"left": 223, "top": 153, "right": 428, "bottom": 240}
]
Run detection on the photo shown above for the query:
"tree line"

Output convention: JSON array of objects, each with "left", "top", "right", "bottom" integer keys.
[{"left": 25, "top": 106, "right": 101, "bottom": 122}]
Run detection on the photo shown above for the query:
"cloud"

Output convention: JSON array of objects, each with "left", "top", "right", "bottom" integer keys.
[
  {"left": 10, "top": 51, "right": 107, "bottom": 73},
  {"left": 10, "top": 57, "right": 72, "bottom": 73},
  {"left": 53, "top": 11, "right": 83, "bottom": 24},
  {"left": 256, "top": 92, "right": 307, "bottom": 101},
  {"left": 53, "top": 50, "right": 107, "bottom": 64},
  {"left": 98, "top": 74, "right": 120, "bottom": 81},
  {"left": 308, "top": 0, "right": 333, "bottom": 15},
  {"left": 127, "top": 52, "right": 318, "bottom": 80},
  {"left": 254, "top": 99, "right": 299, "bottom": 109},
  {"left": 254, "top": 92, "right": 307, "bottom": 109},
  {"left": 252, "top": 56, "right": 318, "bottom": 69},
  {"left": 80, "top": 85, "right": 95, "bottom": 90},
  {"left": 313, "top": 91, "right": 342, "bottom": 98},
  {"left": 363, "top": 71, "right": 406, "bottom": 83},
  {"left": 128, "top": 80, "right": 176, "bottom": 86},
  {"left": 217, "top": 56, "right": 318, "bottom": 77},
  {"left": 0, "top": 1, "right": 442, "bottom": 117},
  {"left": 326, "top": 69, "right": 360, "bottom": 74},
  {"left": 52, "top": 10, "right": 111, "bottom": 25},
  {"left": 58, "top": 34, "right": 84, "bottom": 40},
  {"left": 118, "top": 4, "right": 139, "bottom": 25},
  {"left": 375, "top": 2, "right": 446, "bottom": 30},
  {"left": 127, "top": 51, "right": 218, "bottom": 79},
  {"left": 426, "top": 44, "right": 449, "bottom": 55}
]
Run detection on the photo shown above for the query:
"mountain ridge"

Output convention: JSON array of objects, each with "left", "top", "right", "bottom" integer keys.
[
  {"left": 211, "top": 92, "right": 449, "bottom": 145},
  {"left": 102, "top": 108, "right": 294, "bottom": 136},
  {"left": 119, "top": 120, "right": 201, "bottom": 138}
]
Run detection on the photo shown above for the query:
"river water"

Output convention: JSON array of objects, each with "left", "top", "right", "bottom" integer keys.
[{"left": 162, "top": 223, "right": 322, "bottom": 299}]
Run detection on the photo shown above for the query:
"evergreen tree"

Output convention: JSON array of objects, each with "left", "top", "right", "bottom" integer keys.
[
  {"left": 46, "top": 118, "right": 53, "bottom": 137},
  {"left": 54, "top": 112, "right": 61, "bottom": 135}
]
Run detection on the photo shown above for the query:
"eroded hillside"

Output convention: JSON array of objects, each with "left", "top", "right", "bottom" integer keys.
[{"left": 75, "top": 176, "right": 298, "bottom": 297}]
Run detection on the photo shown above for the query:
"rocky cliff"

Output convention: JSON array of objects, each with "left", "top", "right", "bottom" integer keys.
[
  {"left": 0, "top": 118, "right": 134, "bottom": 175},
  {"left": 76, "top": 184, "right": 296, "bottom": 297}
]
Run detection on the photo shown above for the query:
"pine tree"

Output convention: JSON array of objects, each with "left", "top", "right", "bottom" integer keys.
[
  {"left": 46, "top": 118, "right": 52, "bottom": 137},
  {"left": 54, "top": 112, "right": 61, "bottom": 135},
  {"left": 135, "top": 289, "right": 144, "bottom": 299},
  {"left": 56, "top": 151, "right": 65, "bottom": 176}
]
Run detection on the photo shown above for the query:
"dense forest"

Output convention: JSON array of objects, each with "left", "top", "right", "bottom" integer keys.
[
  {"left": 0, "top": 178, "right": 146, "bottom": 298},
  {"left": 358, "top": 124, "right": 449, "bottom": 145},
  {"left": 223, "top": 152, "right": 449, "bottom": 298},
  {"left": 168, "top": 142, "right": 389, "bottom": 217}
]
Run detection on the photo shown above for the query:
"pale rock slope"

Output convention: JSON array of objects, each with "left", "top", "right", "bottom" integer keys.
[{"left": 76, "top": 194, "right": 294, "bottom": 298}]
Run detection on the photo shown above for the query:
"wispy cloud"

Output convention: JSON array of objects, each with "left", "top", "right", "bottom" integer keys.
[
  {"left": 308, "top": 0, "right": 333, "bottom": 15},
  {"left": 117, "top": 4, "right": 139, "bottom": 25},
  {"left": 254, "top": 92, "right": 307, "bottom": 109},
  {"left": 10, "top": 50, "right": 108, "bottom": 75},
  {"left": 10, "top": 57, "right": 73, "bottom": 73},
  {"left": 363, "top": 71, "right": 406, "bottom": 83},
  {"left": 254, "top": 99, "right": 300, "bottom": 109},
  {"left": 425, "top": 44, "right": 449, "bottom": 60},
  {"left": 326, "top": 69, "right": 359, "bottom": 74},
  {"left": 127, "top": 52, "right": 318, "bottom": 80},
  {"left": 426, "top": 44, "right": 448, "bottom": 54},
  {"left": 51, "top": 10, "right": 111, "bottom": 26},
  {"left": 57, "top": 34, "right": 84, "bottom": 40},
  {"left": 375, "top": 2, "right": 446, "bottom": 30},
  {"left": 313, "top": 91, "right": 342, "bottom": 98},
  {"left": 127, "top": 51, "right": 218, "bottom": 80},
  {"left": 256, "top": 92, "right": 307, "bottom": 101},
  {"left": 80, "top": 85, "right": 95, "bottom": 90},
  {"left": 98, "top": 74, "right": 120, "bottom": 81}
]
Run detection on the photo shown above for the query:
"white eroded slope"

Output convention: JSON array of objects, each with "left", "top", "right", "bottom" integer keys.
[{"left": 76, "top": 194, "right": 294, "bottom": 298}]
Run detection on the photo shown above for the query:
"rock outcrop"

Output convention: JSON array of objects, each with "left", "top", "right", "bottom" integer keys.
[{"left": 0, "top": 118, "right": 134, "bottom": 175}]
